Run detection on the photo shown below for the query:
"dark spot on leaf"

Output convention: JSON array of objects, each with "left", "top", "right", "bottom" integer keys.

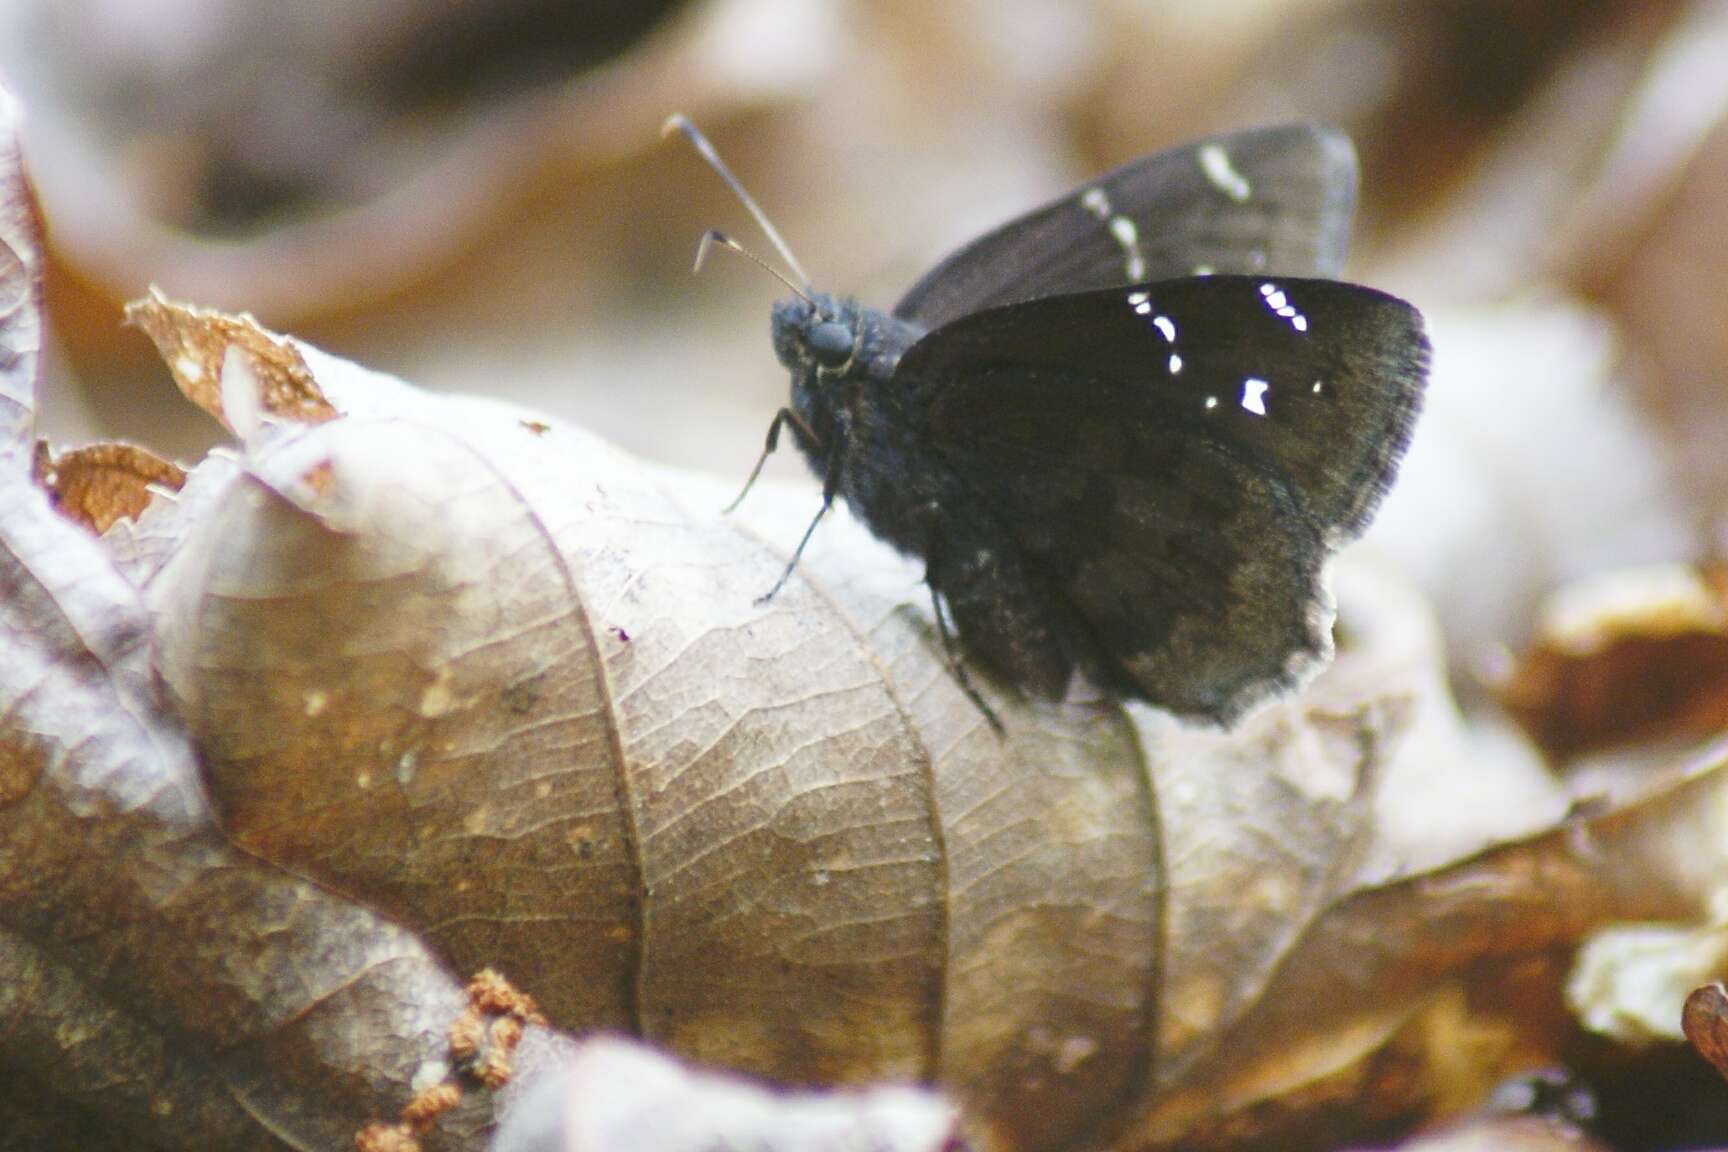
[{"left": 501, "top": 675, "right": 543, "bottom": 716}]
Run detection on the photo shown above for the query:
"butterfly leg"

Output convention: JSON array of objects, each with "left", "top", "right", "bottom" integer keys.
[
  {"left": 928, "top": 583, "right": 1005, "bottom": 736},
  {"left": 755, "top": 440, "right": 843, "bottom": 605},
  {"left": 724, "top": 407, "right": 821, "bottom": 514}
]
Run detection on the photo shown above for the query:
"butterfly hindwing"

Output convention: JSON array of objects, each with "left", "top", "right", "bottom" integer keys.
[
  {"left": 893, "top": 124, "right": 1358, "bottom": 331},
  {"left": 903, "top": 275, "right": 1429, "bottom": 721}
]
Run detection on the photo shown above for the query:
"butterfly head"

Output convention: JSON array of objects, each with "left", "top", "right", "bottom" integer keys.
[
  {"left": 769, "top": 293, "right": 920, "bottom": 474},
  {"left": 771, "top": 293, "right": 861, "bottom": 375}
]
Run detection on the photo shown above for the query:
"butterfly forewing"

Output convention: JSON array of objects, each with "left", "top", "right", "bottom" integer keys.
[
  {"left": 893, "top": 124, "right": 1358, "bottom": 331},
  {"left": 903, "top": 275, "right": 1429, "bottom": 721}
]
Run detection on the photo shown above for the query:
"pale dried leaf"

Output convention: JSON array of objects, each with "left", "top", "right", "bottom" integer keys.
[
  {"left": 1568, "top": 904, "right": 1728, "bottom": 1043},
  {"left": 0, "top": 82, "right": 40, "bottom": 462},
  {"left": 492, "top": 1035, "right": 957, "bottom": 1152},
  {"left": 101, "top": 449, "right": 246, "bottom": 589},
  {"left": 0, "top": 449, "right": 496, "bottom": 1147}
]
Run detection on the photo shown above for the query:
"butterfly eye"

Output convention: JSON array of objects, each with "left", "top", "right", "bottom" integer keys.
[{"left": 807, "top": 321, "right": 854, "bottom": 367}]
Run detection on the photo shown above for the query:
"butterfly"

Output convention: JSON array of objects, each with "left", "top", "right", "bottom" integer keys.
[{"left": 666, "top": 117, "right": 1430, "bottom": 731}]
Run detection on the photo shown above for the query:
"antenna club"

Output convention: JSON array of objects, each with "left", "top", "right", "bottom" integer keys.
[{"left": 690, "top": 229, "right": 817, "bottom": 309}]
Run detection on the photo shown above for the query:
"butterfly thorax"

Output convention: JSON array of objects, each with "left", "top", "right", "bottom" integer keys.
[
  {"left": 771, "top": 293, "right": 960, "bottom": 560},
  {"left": 771, "top": 294, "right": 918, "bottom": 467}
]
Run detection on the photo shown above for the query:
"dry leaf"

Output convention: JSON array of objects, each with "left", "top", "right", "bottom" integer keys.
[
  {"left": 0, "top": 144, "right": 523, "bottom": 1152},
  {"left": 4, "top": 253, "right": 1728, "bottom": 1147},
  {"left": 1499, "top": 564, "right": 1728, "bottom": 760},
  {"left": 492, "top": 1034, "right": 957, "bottom": 1152},
  {"left": 32, "top": 439, "right": 186, "bottom": 534},
  {"left": 124, "top": 288, "right": 338, "bottom": 431},
  {"left": 1568, "top": 905, "right": 1728, "bottom": 1044},
  {"left": 0, "top": 82, "right": 40, "bottom": 462},
  {"left": 0, "top": 448, "right": 511, "bottom": 1148},
  {"left": 97, "top": 296, "right": 1728, "bottom": 1151},
  {"left": 141, "top": 297, "right": 1165, "bottom": 1150},
  {"left": 1685, "top": 982, "right": 1728, "bottom": 1082}
]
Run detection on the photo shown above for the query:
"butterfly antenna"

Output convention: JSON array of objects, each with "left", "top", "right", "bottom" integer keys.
[
  {"left": 663, "top": 113, "right": 813, "bottom": 292},
  {"left": 694, "top": 230, "right": 816, "bottom": 307}
]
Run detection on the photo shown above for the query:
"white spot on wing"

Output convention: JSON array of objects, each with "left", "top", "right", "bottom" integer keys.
[
  {"left": 1260, "top": 281, "right": 1308, "bottom": 332},
  {"left": 1198, "top": 144, "right": 1252, "bottom": 202},
  {"left": 1153, "top": 315, "right": 1176, "bottom": 342},
  {"left": 1204, "top": 395, "right": 1218, "bottom": 410},
  {"left": 1169, "top": 353, "right": 1183, "bottom": 374},
  {"left": 1109, "top": 217, "right": 1147, "bottom": 281},
  {"left": 1086, "top": 188, "right": 1148, "bottom": 282},
  {"left": 1241, "top": 378, "right": 1270, "bottom": 416}
]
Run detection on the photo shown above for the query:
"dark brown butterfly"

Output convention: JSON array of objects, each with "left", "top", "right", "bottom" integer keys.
[{"left": 667, "top": 118, "right": 1429, "bottom": 730}]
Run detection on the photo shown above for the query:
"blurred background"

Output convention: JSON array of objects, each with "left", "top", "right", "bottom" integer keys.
[{"left": 3, "top": 0, "right": 1728, "bottom": 698}]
